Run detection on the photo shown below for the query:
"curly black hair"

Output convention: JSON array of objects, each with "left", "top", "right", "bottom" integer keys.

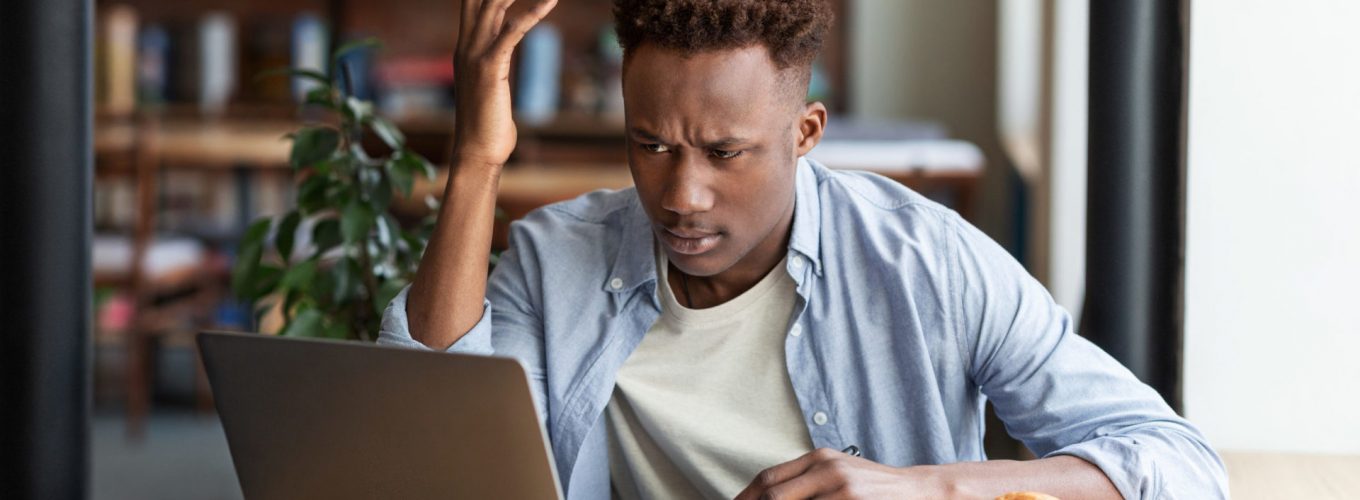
[{"left": 613, "top": 0, "right": 833, "bottom": 72}]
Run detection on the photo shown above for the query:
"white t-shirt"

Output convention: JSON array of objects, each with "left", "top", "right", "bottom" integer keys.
[{"left": 607, "top": 248, "right": 814, "bottom": 499}]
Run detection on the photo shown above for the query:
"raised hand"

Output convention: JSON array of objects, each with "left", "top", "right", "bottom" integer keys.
[
  {"left": 451, "top": 0, "right": 558, "bottom": 169},
  {"left": 403, "top": 0, "right": 558, "bottom": 349}
]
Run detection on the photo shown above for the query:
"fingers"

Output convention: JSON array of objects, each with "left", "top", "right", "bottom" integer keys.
[
  {"left": 735, "top": 448, "right": 836, "bottom": 500},
  {"left": 760, "top": 463, "right": 843, "bottom": 500},
  {"left": 490, "top": 2, "right": 508, "bottom": 39},
  {"left": 472, "top": 0, "right": 517, "bottom": 50},
  {"left": 457, "top": 0, "right": 484, "bottom": 53},
  {"left": 486, "top": 0, "right": 558, "bottom": 58}
]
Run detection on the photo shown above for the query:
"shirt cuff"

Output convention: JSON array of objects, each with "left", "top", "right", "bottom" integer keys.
[
  {"left": 376, "top": 285, "right": 496, "bottom": 356},
  {"left": 1046, "top": 435, "right": 1157, "bottom": 500}
]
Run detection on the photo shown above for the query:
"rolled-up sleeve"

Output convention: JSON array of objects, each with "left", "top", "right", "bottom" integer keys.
[
  {"left": 377, "top": 286, "right": 495, "bottom": 356},
  {"left": 374, "top": 218, "right": 550, "bottom": 424},
  {"left": 948, "top": 216, "right": 1228, "bottom": 499}
]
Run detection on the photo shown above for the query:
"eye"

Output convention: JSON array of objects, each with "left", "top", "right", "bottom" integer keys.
[
  {"left": 641, "top": 143, "right": 670, "bottom": 153},
  {"left": 711, "top": 149, "right": 742, "bottom": 160}
]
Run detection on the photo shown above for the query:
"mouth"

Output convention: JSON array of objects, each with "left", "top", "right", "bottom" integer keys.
[{"left": 659, "top": 225, "right": 722, "bottom": 256}]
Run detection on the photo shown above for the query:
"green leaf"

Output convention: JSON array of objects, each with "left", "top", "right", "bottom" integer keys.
[
  {"left": 230, "top": 219, "right": 273, "bottom": 298},
  {"left": 231, "top": 245, "right": 262, "bottom": 299},
  {"left": 374, "top": 278, "right": 407, "bottom": 313},
  {"left": 329, "top": 180, "right": 358, "bottom": 209},
  {"left": 332, "top": 37, "right": 381, "bottom": 63},
  {"left": 358, "top": 165, "right": 382, "bottom": 191},
  {"left": 414, "top": 152, "right": 437, "bottom": 179},
  {"left": 344, "top": 97, "right": 373, "bottom": 124},
  {"left": 275, "top": 211, "right": 301, "bottom": 261},
  {"left": 393, "top": 150, "right": 436, "bottom": 187},
  {"left": 244, "top": 264, "right": 284, "bottom": 301},
  {"left": 280, "top": 258, "right": 318, "bottom": 292},
  {"left": 349, "top": 142, "right": 374, "bottom": 168},
  {"left": 369, "top": 116, "right": 405, "bottom": 149},
  {"left": 312, "top": 219, "right": 343, "bottom": 254},
  {"left": 321, "top": 319, "right": 350, "bottom": 340},
  {"left": 381, "top": 214, "right": 403, "bottom": 252},
  {"left": 370, "top": 174, "right": 393, "bottom": 213},
  {"left": 304, "top": 86, "right": 337, "bottom": 109},
  {"left": 281, "top": 289, "right": 303, "bottom": 322},
  {"left": 341, "top": 200, "right": 373, "bottom": 244},
  {"left": 400, "top": 232, "right": 425, "bottom": 266},
  {"left": 311, "top": 268, "right": 337, "bottom": 308},
  {"left": 297, "top": 175, "right": 329, "bottom": 214},
  {"left": 281, "top": 308, "right": 325, "bottom": 337},
  {"left": 289, "top": 127, "right": 340, "bottom": 169},
  {"left": 385, "top": 159, "right": 414, "bottom": 198},
  {"left": 254, "top": 67, "right": 331, "bottom": 86},
  {"left": 332, "top": 257, "right": 359, "bottom": 303},
  {"left": 241, "top": 217, "right": 273, "bottom": 249}
]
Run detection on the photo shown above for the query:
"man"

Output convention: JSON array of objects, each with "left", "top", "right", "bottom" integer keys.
[{"left": 379, "top": 0, "right": 1228, "bottom": 498}]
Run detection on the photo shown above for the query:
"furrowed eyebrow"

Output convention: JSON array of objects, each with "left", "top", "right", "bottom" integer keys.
[
  {"left": 627, "top": 127, "right": 750, "bottom": 148},
  {"left": 703, "top": 137, "right": 749, "bottom": 149},
  {"left": 627, "top": 127, "right": 663, "bottom": 142}
]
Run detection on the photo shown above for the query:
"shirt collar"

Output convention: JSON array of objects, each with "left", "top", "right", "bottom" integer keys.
[
  {"left": 604, "top": 156, "right": 824, "bottom": 294},
  {"left": 789, "top": 156, "right": 824, "bottom": 276}
]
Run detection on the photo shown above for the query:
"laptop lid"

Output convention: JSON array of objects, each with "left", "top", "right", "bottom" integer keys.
[{"left": 198, "top": 331, "right": 564, "bottom": 500}]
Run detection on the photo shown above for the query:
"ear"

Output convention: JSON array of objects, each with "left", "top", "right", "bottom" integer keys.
[{"left": 794, "top": 101, "right": 828, "bottom": 157}]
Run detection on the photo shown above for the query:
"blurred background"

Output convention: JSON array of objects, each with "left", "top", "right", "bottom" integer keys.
[
  {"left": 86, "top": 3, "right": 1001, "bottom": 497},
  {"left": 2, "top": 0, "right": 1356, "bottom": 498}
]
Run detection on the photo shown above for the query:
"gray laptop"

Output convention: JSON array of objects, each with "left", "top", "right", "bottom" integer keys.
[{"left": 198, "top": 331, "right": 564, "bottom": 500}]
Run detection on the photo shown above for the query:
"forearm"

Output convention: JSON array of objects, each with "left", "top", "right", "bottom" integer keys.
[
  {"left": 403, "top": 0, "right": 557, "bottom": 350},
  {"left": 406, "top": 163, "right": 500, "bottom": 350},
  {"left": 935, "top": 456, "right": 1121, "bottom": 500}
]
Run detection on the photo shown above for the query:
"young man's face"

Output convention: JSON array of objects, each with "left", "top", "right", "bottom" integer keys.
[{"left": 622, "top": 44, "right": 821, "bottom": 278}]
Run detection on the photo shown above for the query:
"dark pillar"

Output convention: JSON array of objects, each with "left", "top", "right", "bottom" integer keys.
[
  {"left": 1085, "top": 0, "right": 1185, "bottom": 410},
  {"left": 0, "top": 0, "right": 93, "bottom": 497}
]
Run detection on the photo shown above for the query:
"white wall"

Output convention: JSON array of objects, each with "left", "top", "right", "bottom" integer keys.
[
  {"left": 994, "top": 0, "right": 1087, "bottom": 314},
  {"left": 1045, "top": 0, "right": 1087, "bottom": 318},
  {"left": 1184, "top": 0, "right": 1360, "bottom": 454}
]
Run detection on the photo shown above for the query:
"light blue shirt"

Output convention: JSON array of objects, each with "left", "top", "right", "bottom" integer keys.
[{"left": 379, "top": 158, "right": 1227, "bottom": 499}]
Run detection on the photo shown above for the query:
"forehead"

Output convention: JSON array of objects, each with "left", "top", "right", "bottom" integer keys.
[{"left": 621, "top": 44, "right": 788, "bottom": 134}]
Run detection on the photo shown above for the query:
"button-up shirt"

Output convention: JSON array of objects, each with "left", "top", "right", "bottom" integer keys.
[{"left": 379, "top": 157, "right": 1228, "bottom": 499}]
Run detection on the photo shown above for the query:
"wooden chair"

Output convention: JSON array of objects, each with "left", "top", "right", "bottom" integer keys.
[{"left": 94, "top": 114, "right": 219, "bottom": 439}]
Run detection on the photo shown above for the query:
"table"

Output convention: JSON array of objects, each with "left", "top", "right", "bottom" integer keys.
[{"left": 1221, "top": 451, "right": 1360, "bottom": 499}]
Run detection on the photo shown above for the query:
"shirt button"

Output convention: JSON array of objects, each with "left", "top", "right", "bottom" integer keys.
[
  {"left": 609, "top": 278, "right": 624, "bottom": 290},
  {"left": 791, "top": 255, "right": 806, "bottom": 269},
  {"left": 790, "top": 324, "right": 803, "bottom": 337},
  {"left": 812, "top": 411, "right": 829, "bottom": 426}
]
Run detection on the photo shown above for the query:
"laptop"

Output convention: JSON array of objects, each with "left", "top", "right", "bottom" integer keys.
[{"left": 197, "top": 331, "right": 564, "bottom": 500}]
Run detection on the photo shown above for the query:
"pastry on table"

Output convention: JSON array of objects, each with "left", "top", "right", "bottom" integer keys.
[{"left": 995, "top": 492, "right": 1059, "bottom": 500}]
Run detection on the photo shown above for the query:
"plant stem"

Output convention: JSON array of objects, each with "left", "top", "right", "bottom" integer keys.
[{"left": 356, "top": 241, "right": 379, "bottom": 341}]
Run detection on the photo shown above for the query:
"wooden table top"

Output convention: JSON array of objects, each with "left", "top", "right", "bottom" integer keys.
[{"left": 1221, "top": 451, "right": 1360, "bottom": 499}]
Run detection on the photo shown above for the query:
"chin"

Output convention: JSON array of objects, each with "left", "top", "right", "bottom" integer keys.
[{"left": 663, "top": 247, "right": 736, "bottom": 278}]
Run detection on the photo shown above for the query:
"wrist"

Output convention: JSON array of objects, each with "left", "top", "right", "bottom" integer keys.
[
  {"left": 446, "top": 160, "right": 503, "bottom": 192},
  {"left": 450, "top": 154, "right": 506, "bottom": 173},
  {"left": 905, "top": 463, "right": 981, "bottom": 499}
]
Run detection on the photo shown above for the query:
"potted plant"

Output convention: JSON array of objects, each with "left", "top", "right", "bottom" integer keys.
[{"left": 232, "top": 39, "right": 439, "bottom": 341}]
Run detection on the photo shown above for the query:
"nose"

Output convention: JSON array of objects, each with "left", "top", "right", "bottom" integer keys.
[{"left": 660, "top": 155, "right": 714, "bottom": 216}]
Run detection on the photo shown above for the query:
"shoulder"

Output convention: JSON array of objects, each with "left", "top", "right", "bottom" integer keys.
[
  {"left": 535, "top": 186, "right": 641, "bottom": 225},
  {"left": 810, "top": 161, "right": 964, "bottom": 243},
  {"left": 505, "top": 186, "right": 642, "bottom": 253}
]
